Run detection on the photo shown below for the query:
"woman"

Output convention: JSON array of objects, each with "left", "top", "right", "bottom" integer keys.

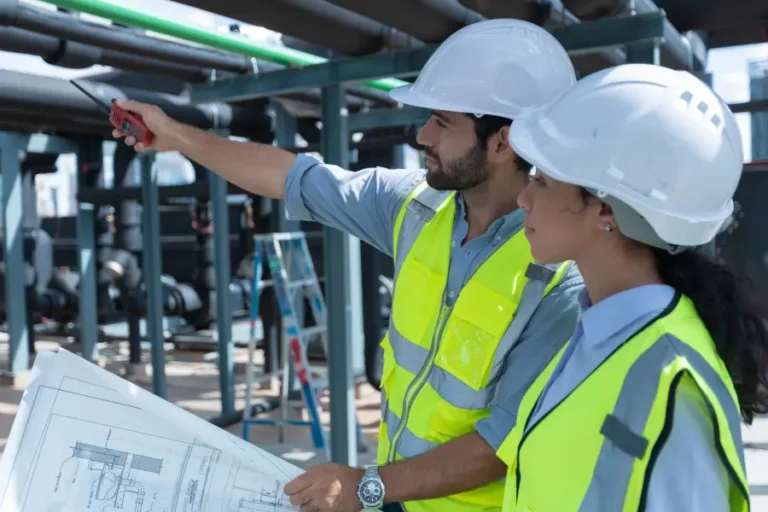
[{"left": 494, "top": 64, "right": 768, "bottom": 511}]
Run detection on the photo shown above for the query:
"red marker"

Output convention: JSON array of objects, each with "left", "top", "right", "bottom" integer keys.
[{"left": 70, "top": 79, "right": 154, "bottom": 146}]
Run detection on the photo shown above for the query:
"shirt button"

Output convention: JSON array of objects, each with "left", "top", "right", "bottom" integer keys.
[
  {"left": 448, "top": 290, "right": 456, "bottom": 298},
  {"left": 494, "top": 235, "right": 502, "bottom": 243},
  {"left": 451, "top": 240, "right": 456, "bottom": 248}
]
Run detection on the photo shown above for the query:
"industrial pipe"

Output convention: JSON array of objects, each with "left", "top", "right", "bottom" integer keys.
[
  {"left": 36, "top": 0, "right": 409, "bottom": 92},
  {"left": 327, "top": 0, "right": 484, "bottom": 42},
  {"left": 179, "top": 0, "right": 423, "bottom": 56},
  {"left": 0, "top": 70, "right": 274, "bottom": 140},
  {"left": 560, "top": 0, "right": 695, "bottom": 69},
  {"left": 0, "top": 26, "right": 215, "bottom": 82},
  {"left": 0, "top": 1, "right": 256, "bottom": 74}
]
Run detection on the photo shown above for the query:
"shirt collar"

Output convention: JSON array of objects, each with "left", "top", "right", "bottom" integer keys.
[
  {"left": 578, "top": 284, "right": 676, "bottom": 343},
  {"left": 455, "top": 192, "right": 524, "bottom": 239}
]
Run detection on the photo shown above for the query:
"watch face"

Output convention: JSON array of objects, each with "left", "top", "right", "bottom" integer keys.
[{"left": 359, "top": 478, "right": 384, "bottom": 506}]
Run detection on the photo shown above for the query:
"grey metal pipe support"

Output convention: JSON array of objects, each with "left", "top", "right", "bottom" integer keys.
[
  {"left": 321, "top": 84, "right": 359, "bottom": 466},
  {"left": 0, "top": 132, "right": 29, "bottom": 379},
  {"left": 139, "top": 152, "right": 168, "bottom": 399}
]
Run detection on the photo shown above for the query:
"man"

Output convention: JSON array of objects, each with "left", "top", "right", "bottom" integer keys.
[{"left": 113, "top": 19, "right": 583, "bottom": 512}]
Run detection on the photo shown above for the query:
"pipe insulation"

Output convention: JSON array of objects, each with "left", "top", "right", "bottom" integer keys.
[{"left": 0, "top": 70, "right": 273, "bottom": 140}]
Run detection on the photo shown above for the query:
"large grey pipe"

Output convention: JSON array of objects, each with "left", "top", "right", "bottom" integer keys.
[
  {"left": 177, "top": 0, "right": 423, "bottom": 56},
  {"left": 0, "top": 0, "right": 253, "bottom": 73},
  {"left": 0, "top": 26, "right": 215, "bottom": 82},
  {"left": 326, "top": 0, "right": 484, "bottom": 42},
  {"left": 0, "top": 70, "right": 273, "bottom": 139}
]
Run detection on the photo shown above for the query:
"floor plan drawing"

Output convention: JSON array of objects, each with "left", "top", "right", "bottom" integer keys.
[{"left": 0, "top": 350, "right": 300, "bottom": 512}]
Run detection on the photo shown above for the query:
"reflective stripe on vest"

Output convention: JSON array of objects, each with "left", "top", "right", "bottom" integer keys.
[
  {"left": 378, "top": 180, "right": 572, "bottom": 512},
  {"left": 498, "top": 293, "right": 750, "bottom": 512}
]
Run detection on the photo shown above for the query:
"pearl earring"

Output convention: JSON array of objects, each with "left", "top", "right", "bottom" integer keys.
[{"left": 601, "top": 222, "right": 613, "bottom": 232}]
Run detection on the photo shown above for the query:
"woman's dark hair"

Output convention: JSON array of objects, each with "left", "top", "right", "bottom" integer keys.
[
  {"left": 466, "top": 113, "right": 533, "bottom": 173},
  {"left": 653, "top": 247, "right": 768, "bottom": 424}
]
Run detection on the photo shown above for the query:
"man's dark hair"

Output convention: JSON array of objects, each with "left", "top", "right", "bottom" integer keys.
[{"left": 466, "top": 114, "right": 533, "bottom": 173}]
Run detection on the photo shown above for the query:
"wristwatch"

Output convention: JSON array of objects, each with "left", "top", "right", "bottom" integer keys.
[{"left": 357, "top": 465, "right": 386, "bottom": 509}]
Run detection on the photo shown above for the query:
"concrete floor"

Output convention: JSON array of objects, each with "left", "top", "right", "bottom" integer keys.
[{"left": 0, "top": 337, "right": 765, "bottom": 509}]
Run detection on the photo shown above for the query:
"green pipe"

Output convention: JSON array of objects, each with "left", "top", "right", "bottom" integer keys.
[{"left": 37, "top": 0, "right": 409, "bottom": 92}]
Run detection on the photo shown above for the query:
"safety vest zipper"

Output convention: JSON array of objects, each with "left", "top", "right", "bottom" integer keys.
[{"left": 386, "top": 292, "right": 452, "bottom": 463}]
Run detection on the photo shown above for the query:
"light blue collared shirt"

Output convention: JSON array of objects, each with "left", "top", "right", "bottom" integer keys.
[
  {"left": 530, "top": 284, "right": 730, "bottom": 511},
  {"left": 283, "top": 153, "right": 584, "bottom": 451}
]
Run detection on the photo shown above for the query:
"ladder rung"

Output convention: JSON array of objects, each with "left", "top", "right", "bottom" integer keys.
[
  {"left": 287, "top": 279, "right": 317, "bottom": 288},
  {"left": 301, "top": 326, "right": 326, "bottom": 338}
]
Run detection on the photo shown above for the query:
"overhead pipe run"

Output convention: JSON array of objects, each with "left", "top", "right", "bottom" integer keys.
[{"left": 36, "top": 0, "right": 409, "bottom": 92}]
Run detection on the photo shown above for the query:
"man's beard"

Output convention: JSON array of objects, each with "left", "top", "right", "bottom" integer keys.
[{"left": 425, "top": 144, "right": 489, "bottom": 191}]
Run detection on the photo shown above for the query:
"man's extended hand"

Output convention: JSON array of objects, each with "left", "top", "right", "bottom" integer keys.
[
  {"left": 111, "top": 100, "right": 180, "bottom": 153},
  {"left": 284, "top": 463, "right": 365, "bottom": 512}
]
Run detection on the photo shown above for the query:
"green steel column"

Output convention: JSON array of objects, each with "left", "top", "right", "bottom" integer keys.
[
  {"left": 0, "top": 132, "right": 29, "bottom": 378},
  {"left": 76, "top": 139, "right": 102, "bottom": 363},
  {"left": 321, "top": 84, "right": 359, "bottom": 465},
  {"left": 273, "top": 102, "right": 302, "bottom": 395},
  {"left": 627, "top": 40, "right": 661, "bottom": 65},
  {"left": 139, "top": 151, "right": 167, "bottom": 398},
  {"left": 210, "top": 165, "right": 236, "bottom": 420}
]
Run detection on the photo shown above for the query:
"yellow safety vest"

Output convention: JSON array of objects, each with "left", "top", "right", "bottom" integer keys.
[
  {"left": 496, "top": 292, "right": 750, "bottom": 512},
  {"left": 378, "top": 181, "right": 572, "bottom": 512}
]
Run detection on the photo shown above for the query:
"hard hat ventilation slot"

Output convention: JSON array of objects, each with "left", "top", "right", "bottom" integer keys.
[
  {"left": 696, "top": 101, "right": 709, "bottom": 116},
  {"left": 711, "top": 114, "right": 722, "bottom": 129},
  {"left": 679, "top": 90, "right": 694, "bottom": 105}
]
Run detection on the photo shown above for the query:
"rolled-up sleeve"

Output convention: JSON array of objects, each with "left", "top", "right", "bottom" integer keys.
[
  {"left": 283, "top": 153, "right": 425, "bottom": 257},
  {"left": 475, "top": 266, "right": 583, "bottom": 451}
]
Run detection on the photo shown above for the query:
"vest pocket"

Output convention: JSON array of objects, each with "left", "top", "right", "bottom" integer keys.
[
  {"left": 391, "top": 257, "right": 444, "bottom": 349},
  {"left": 436, "top": 279, "right": 518, "bottom": 391}
]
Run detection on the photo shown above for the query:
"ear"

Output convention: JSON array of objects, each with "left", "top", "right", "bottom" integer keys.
[
  {"left": 488, "top": 125, "right": 513, "bottom": 161},
  {"left": 596, "top": 201, "right": 618, "bottom": 230}
]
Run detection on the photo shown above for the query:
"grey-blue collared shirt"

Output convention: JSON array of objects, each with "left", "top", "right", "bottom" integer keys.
[
  {"left": 530, "top": 284, "right": 730, "bottom": 510},
  {"left": 283, "top": 153, "right": 583, "bottom": 451}
]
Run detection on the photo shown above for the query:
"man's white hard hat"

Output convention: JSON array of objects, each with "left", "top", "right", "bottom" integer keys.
[{"left": 389, "top": 19, "right": 577, "bottom": 119}]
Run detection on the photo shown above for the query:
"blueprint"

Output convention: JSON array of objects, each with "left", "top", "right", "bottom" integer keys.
[{"left": 0, "top": 349, "right": 302, "bottom": 512}]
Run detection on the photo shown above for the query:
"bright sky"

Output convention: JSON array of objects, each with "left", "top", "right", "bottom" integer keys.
[{"left": 1, "top": 0, "right": 767, "bottom": 214}]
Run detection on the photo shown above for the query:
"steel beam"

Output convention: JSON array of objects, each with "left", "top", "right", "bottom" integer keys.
[
  {"left": 0, "top": 132, "right": 29, "bottom": 379},
  {"left": 139, "top": 152, "right": 168, "bottom": 398},
  {"left": 729, "top": 99, "right": 768, "bottom": 114},
  {"left": 190, "top": 11, "right": 673, "bottom": 104},
  {"left": 191, "top": 45, "right": 436, "bottom": 103},
  {"left": 348, "top": 107, "right": 430, "bottom": 132},
  {"left": 321, "top": 85, "right": 359, "bottom": 466}
]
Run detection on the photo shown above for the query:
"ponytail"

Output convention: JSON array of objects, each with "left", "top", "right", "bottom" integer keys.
[{"left": 653, "top": 248, "right": 768, "bottom": 424}]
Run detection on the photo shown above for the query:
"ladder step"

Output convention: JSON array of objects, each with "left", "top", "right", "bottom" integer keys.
[
  {"left": 301, "top": 326, "right": 326, "bottom": 338},
  {"left": 287, "top": 279, "right": 317, "bottom": 289}
]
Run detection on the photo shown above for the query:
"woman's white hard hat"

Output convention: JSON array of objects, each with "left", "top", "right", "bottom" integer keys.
[{"left": 509, "top": 63, "right": 744, "bottom": 251}]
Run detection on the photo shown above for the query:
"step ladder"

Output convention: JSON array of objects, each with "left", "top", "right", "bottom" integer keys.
[{"left": 242, "top": 232, "right": 367, "bottom": 458}]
